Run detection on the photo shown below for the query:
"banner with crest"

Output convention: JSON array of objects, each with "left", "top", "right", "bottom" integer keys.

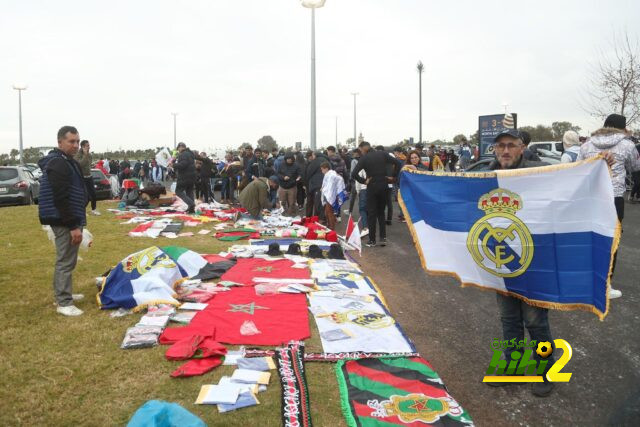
[{"left": 398, "top": 158, "right": 619, "bottom": 319}]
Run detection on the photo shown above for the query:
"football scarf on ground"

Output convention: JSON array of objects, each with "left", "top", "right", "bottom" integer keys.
[
  {"left": 160, "top": 286, "right": 310, "bottom": 345},
  {"left": 399, "top": 158, "right": 619, "bottom": 319},
  {"left": 336, "top": 357, "right": 473, "bottom": 426},
  {"left": 275, "top": 342, "right": 312, "bottom": 427},
  {"left": 220, "top": 258, "right": 312, "bottom": 286},
  {"left": 308, "top": 293, "right": 415, "bottom": 354},
  {"left": 97, "top": 246, "right": 207, "bottom": 311}
]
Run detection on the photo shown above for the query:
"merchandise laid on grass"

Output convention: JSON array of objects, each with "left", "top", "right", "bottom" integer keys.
[
  {"left": 98, "top": 212, "right": 470, "bottom": 423},
  {"left": 336, "top": 357, "right": 473, "bottom": 426}
]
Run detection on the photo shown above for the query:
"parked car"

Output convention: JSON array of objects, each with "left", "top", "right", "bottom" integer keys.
[
  {"left": 91, "top": 169, "right": 113, "bottom": 200},
  {"left": 529, "top": 141, "right": 563, "bottom": 156},
  {"left": 24, "top": 163, "right": 43, "bottom": 179},
  {"left": 0, "top": 166, "right": 40, "bottom": 206}
]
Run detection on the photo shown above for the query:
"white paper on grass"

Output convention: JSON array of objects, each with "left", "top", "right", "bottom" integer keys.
[
  {"left": 179, "top": 302, "right": 208, "bottom": 311},
  {"left": 195, "top": 384, "right": 240, "bottom": 405}
]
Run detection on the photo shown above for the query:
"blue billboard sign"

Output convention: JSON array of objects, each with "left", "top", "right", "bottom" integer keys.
[{"left": 479, "top": 113, "right": 517, "bottom": 158}]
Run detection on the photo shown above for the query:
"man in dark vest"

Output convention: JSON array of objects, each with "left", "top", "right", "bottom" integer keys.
[
  {"left": 174, "top": 142, "right": 197, "bottom": 213},
  {"left": 38, "top": 126, "right": 87, "bottom": 317}
]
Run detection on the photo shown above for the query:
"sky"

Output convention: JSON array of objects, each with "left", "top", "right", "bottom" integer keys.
[{"left": 1, "top": 0, "right": 639, "bottom": 156}]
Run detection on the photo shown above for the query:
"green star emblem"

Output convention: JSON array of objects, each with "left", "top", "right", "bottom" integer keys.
[{"left": 227, "top": 302, "right": 269, "bottom": 314}]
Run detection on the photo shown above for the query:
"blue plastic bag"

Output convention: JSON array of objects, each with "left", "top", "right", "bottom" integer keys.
[{"left": 127, "top": 400, "right": 206, "bottom": 427}]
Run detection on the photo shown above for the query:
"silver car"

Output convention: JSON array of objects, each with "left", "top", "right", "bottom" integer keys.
[{"left": 0, "top": 166, "right": 40, "bottom": 206}]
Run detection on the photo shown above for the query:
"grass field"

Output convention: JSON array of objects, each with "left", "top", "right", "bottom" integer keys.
[{"left": 0, "top": 202, "right": 346, "bottom": 426}]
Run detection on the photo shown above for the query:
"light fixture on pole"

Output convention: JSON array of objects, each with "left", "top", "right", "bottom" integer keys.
[
  {"left": 417, "top": 61, "right": 424, "bottom": 144},
  {"left": 502, "top": 102, "right": 509, "bottom": 114},
  {"left": 12, "top": 84, "right": 27, "bottom": 165},
  {"left": 301, "top": 0, "right": 326, "bottom": 151},
  {"left": 171, "top": 112, "right": 179, "bottom": 149},
  {"left": 351, "top": 92, "right": 358, "bottom": 147}
]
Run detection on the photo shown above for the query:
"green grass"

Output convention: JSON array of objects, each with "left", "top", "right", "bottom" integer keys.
[{"left": 0, "top": 202, "right": 346, "bottom": 426}]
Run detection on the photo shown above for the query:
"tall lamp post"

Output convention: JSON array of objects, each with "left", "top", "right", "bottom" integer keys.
[
  {"left": 351, "top": 92, "right": 358, "bottom": 147},
  {"left": 13, "top": 84, "right": 27, "bottom": 165},
  {"left": 171, "top": 112, "right": 178, "bottom": 149},
  {"left": 417, "top": 61, "right": 424, "bottom": 144},
  {"left": 301, "top": 0, "right": 326, "bottom": 151}
]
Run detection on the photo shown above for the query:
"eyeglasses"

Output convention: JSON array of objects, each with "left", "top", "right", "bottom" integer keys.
[{"left": 493, "top": 143, "right": 523, "bottom": 151}]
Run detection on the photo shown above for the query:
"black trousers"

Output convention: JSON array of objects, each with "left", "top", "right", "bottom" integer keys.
[
  {"left": 297, "top": 181, "right": 306, "bottom": 208},
  {"left": 83, "top": 177, "right": 97, "bottom": 210},
  {"left": 386, "top": 185, "right": 394, "bottom": 221},
  {"left": 176, "top": 182, "right": 195, "bottom": 211},
  {"left": 611, "top": 197, "right": 624, "bottom": 277},
  {"left": 306, "top": 188, "right": 323, "bottom": 218},
  {"left": 200, "top": 178, "right": 212, "bottom": 204},
  {"left": 366, "top": 184, "right": 388, "bottom": 242}
]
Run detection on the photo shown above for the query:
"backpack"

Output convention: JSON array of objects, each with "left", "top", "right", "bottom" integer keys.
[{"left": 564, "top": 151, "right": 578, "bottom": 162}]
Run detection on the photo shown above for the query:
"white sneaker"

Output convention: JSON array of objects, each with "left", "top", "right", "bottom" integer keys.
[
  {"left": 337, "top": 217, "right": 342, "bottom": 223},
  {"left": 91, "top": 210, "right": 101, "bottom": 216},
  {"left": 361, "top": 228, "right": 369, "bottom": 238},
  {"left": 72, "top": 293, "right": 85, "bottom": 301},
  {"left": 609, "top": 288, "right": 622, "bottom": 299},
  {"left": 57, "top": 305, "right": 84, "bottom": 316}
]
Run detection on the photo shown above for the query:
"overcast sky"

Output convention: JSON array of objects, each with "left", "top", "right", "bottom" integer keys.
[{"left": 1, "top": 0, "right": 639, "bottom": 155}]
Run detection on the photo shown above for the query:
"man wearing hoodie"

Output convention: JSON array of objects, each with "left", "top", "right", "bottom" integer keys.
[
  {"left": 577, "top": 114, "right": 640, "bottom": 299},
  {"left": 38, "top": 126, "right": 87, "bottom": 317},
  {"left": 276, "top": 152, "right": 302, "bottom": 216}
]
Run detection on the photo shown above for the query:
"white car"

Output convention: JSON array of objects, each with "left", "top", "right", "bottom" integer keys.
[{"left": 529, "top": 141, "right": 563, "bottom": 156}]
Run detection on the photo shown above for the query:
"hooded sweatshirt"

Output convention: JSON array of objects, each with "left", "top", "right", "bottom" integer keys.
[
  {"left": 578, "top": 128, "right": 640, "bottom": 197},
  {"left": 276, "top": 154, "right": 302, "bottom": 189}
]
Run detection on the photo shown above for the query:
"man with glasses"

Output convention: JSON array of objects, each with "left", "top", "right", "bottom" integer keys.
[
  {"left": 485, "top": 129, "right": 556, "bottom": 397},
  {"left": 38, "top": 126, "right": 88, "bottom": 316}
]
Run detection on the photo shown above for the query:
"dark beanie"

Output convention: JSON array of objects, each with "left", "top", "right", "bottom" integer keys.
[{"left": 603, "top": 114, "right": 626, "bottom": 130}]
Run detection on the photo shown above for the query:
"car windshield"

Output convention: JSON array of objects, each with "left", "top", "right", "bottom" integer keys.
[
  {"left": 91, "top": 169, "right": 105, "bottom": 179},
  {"left": 0, "top": 168, "right": 19, "bottom": 181}
]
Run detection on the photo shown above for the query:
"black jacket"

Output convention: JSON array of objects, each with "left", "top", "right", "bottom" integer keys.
[
  {"left": 175, "top": 149, "right": 196, "bottom": 185},
  {"left": 277, "top": 154, "right": 302, "bottom": 189},
  {"left": 351, "top": 150, "right": 403, "bottom": 187},
  {"left": 197, "top": 155, "right": 214, "bottom": 179},
  {"left": 305, "top": 153, "right": 330, "bottom": 191},
  {"left": 523, "top": 148, "right": 541, "bottom": 162}
]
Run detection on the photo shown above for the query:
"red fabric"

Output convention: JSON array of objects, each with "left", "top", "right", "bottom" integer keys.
[
  {"left": 197, "top": 337, "right": 227, "bottom": 358},
  {"left": 163, "top": 286, "right": 310, "bottom": 346},
  {"left": 202, "top": 254, "right": 232, "bottom": 263},
  {"left": 165, "top": 335, "right": 205, "bottom": 361},
  {"left": 123, "top": 179, "right": 138, "bottom": 189},
  {"left": 325, "top": 230, "right": 338, "bottom": 242},
  {"left": 305, "top": 230, "right": 318, "bottom": 240},
  {"left": 220, "top": 258, "right": 311, "bottom": 286},
  {"left": 129, "top": 221, "right": 153, "bottom": 234},
  {"left": 170, "top": 356, "right": 223, "bottom": 377},
  {"left": 159, "top": 325, "right": 215, "bottom": 345}
]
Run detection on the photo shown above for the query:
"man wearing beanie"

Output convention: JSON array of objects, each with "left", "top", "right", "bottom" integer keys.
[{"left": 577, "top": 113, "right": 640, "bottom": 299}]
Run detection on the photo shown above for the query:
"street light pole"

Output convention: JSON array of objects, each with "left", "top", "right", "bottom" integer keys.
[
  {"left": 171, "top": 112, "right": 178, "bottom": 149},
  {"left": 351, "top": 92, "right": 358, "bottom": 146},
  {"left": 417, "top": 61, "right": 424, "bottom": 144},
  {"left": 301, "top": 0, "right": 326, "bottom": 151},
  {"left": 12, "top": 84, "right": 27, "bottom": 165},
  {"left": 335, "top": 116, "right": 338, "bottom": 146}
]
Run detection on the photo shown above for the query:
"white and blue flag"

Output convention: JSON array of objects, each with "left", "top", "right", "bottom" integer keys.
[{"left": 399, "top": 157, "right": 619, "bottom": 319}]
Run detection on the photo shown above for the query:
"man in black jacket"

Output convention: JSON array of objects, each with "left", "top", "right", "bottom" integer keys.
[
  {"left": 484, "top": 129, "right": 554, "bottom": 398},
  {"left": 305, "top": 150, "right": 330, "bottom": 218},
  {"left": 196, "top": 152, "right": 214, "bottom": 204},
  {"left": 351, "top": 141, "right": 403, "bottom": 247},
  {"left": 277, "top": 153, "right": 302, "bottom": 216},
  {"left": 38, "top": 126, "right": 87, "bottom": 317},
  {"left": 174, "top": 142, "right": 196, "bottom": 213}
]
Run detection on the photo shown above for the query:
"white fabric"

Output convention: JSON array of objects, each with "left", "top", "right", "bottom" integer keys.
[
  {"left": 309, "top": 293, "right": 414, "bottom": 353},
  {"left": 321, "top": 170, "right": 346, "bottom": 205}
]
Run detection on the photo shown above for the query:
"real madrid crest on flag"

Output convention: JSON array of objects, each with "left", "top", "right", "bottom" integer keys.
[{"left": 467, "top": 188, "right": 533, "bottom": 278}]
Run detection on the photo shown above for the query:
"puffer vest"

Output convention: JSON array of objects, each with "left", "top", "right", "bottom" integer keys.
[{"left": 38, "top": 150, "right": 87, "bottom": 227}]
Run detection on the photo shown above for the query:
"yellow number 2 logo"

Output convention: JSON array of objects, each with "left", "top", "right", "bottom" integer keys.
[{"left": 546, "top": 339, "right": 573, "bottom": 382}]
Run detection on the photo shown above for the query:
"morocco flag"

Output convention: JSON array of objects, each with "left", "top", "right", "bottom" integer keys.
[{"left": 345, "top": 215, "right": 361, "bottom": 255}]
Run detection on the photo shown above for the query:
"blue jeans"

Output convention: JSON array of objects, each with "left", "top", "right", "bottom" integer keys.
[
  {"left": 220, "top": 177, "right": 230, "bottom": 200},
  {"left": 358, "top": 189, "right": 368, "bottom": 229},
  {"left": 496, "top": 294, "right": 554, "bottom": 366}
]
